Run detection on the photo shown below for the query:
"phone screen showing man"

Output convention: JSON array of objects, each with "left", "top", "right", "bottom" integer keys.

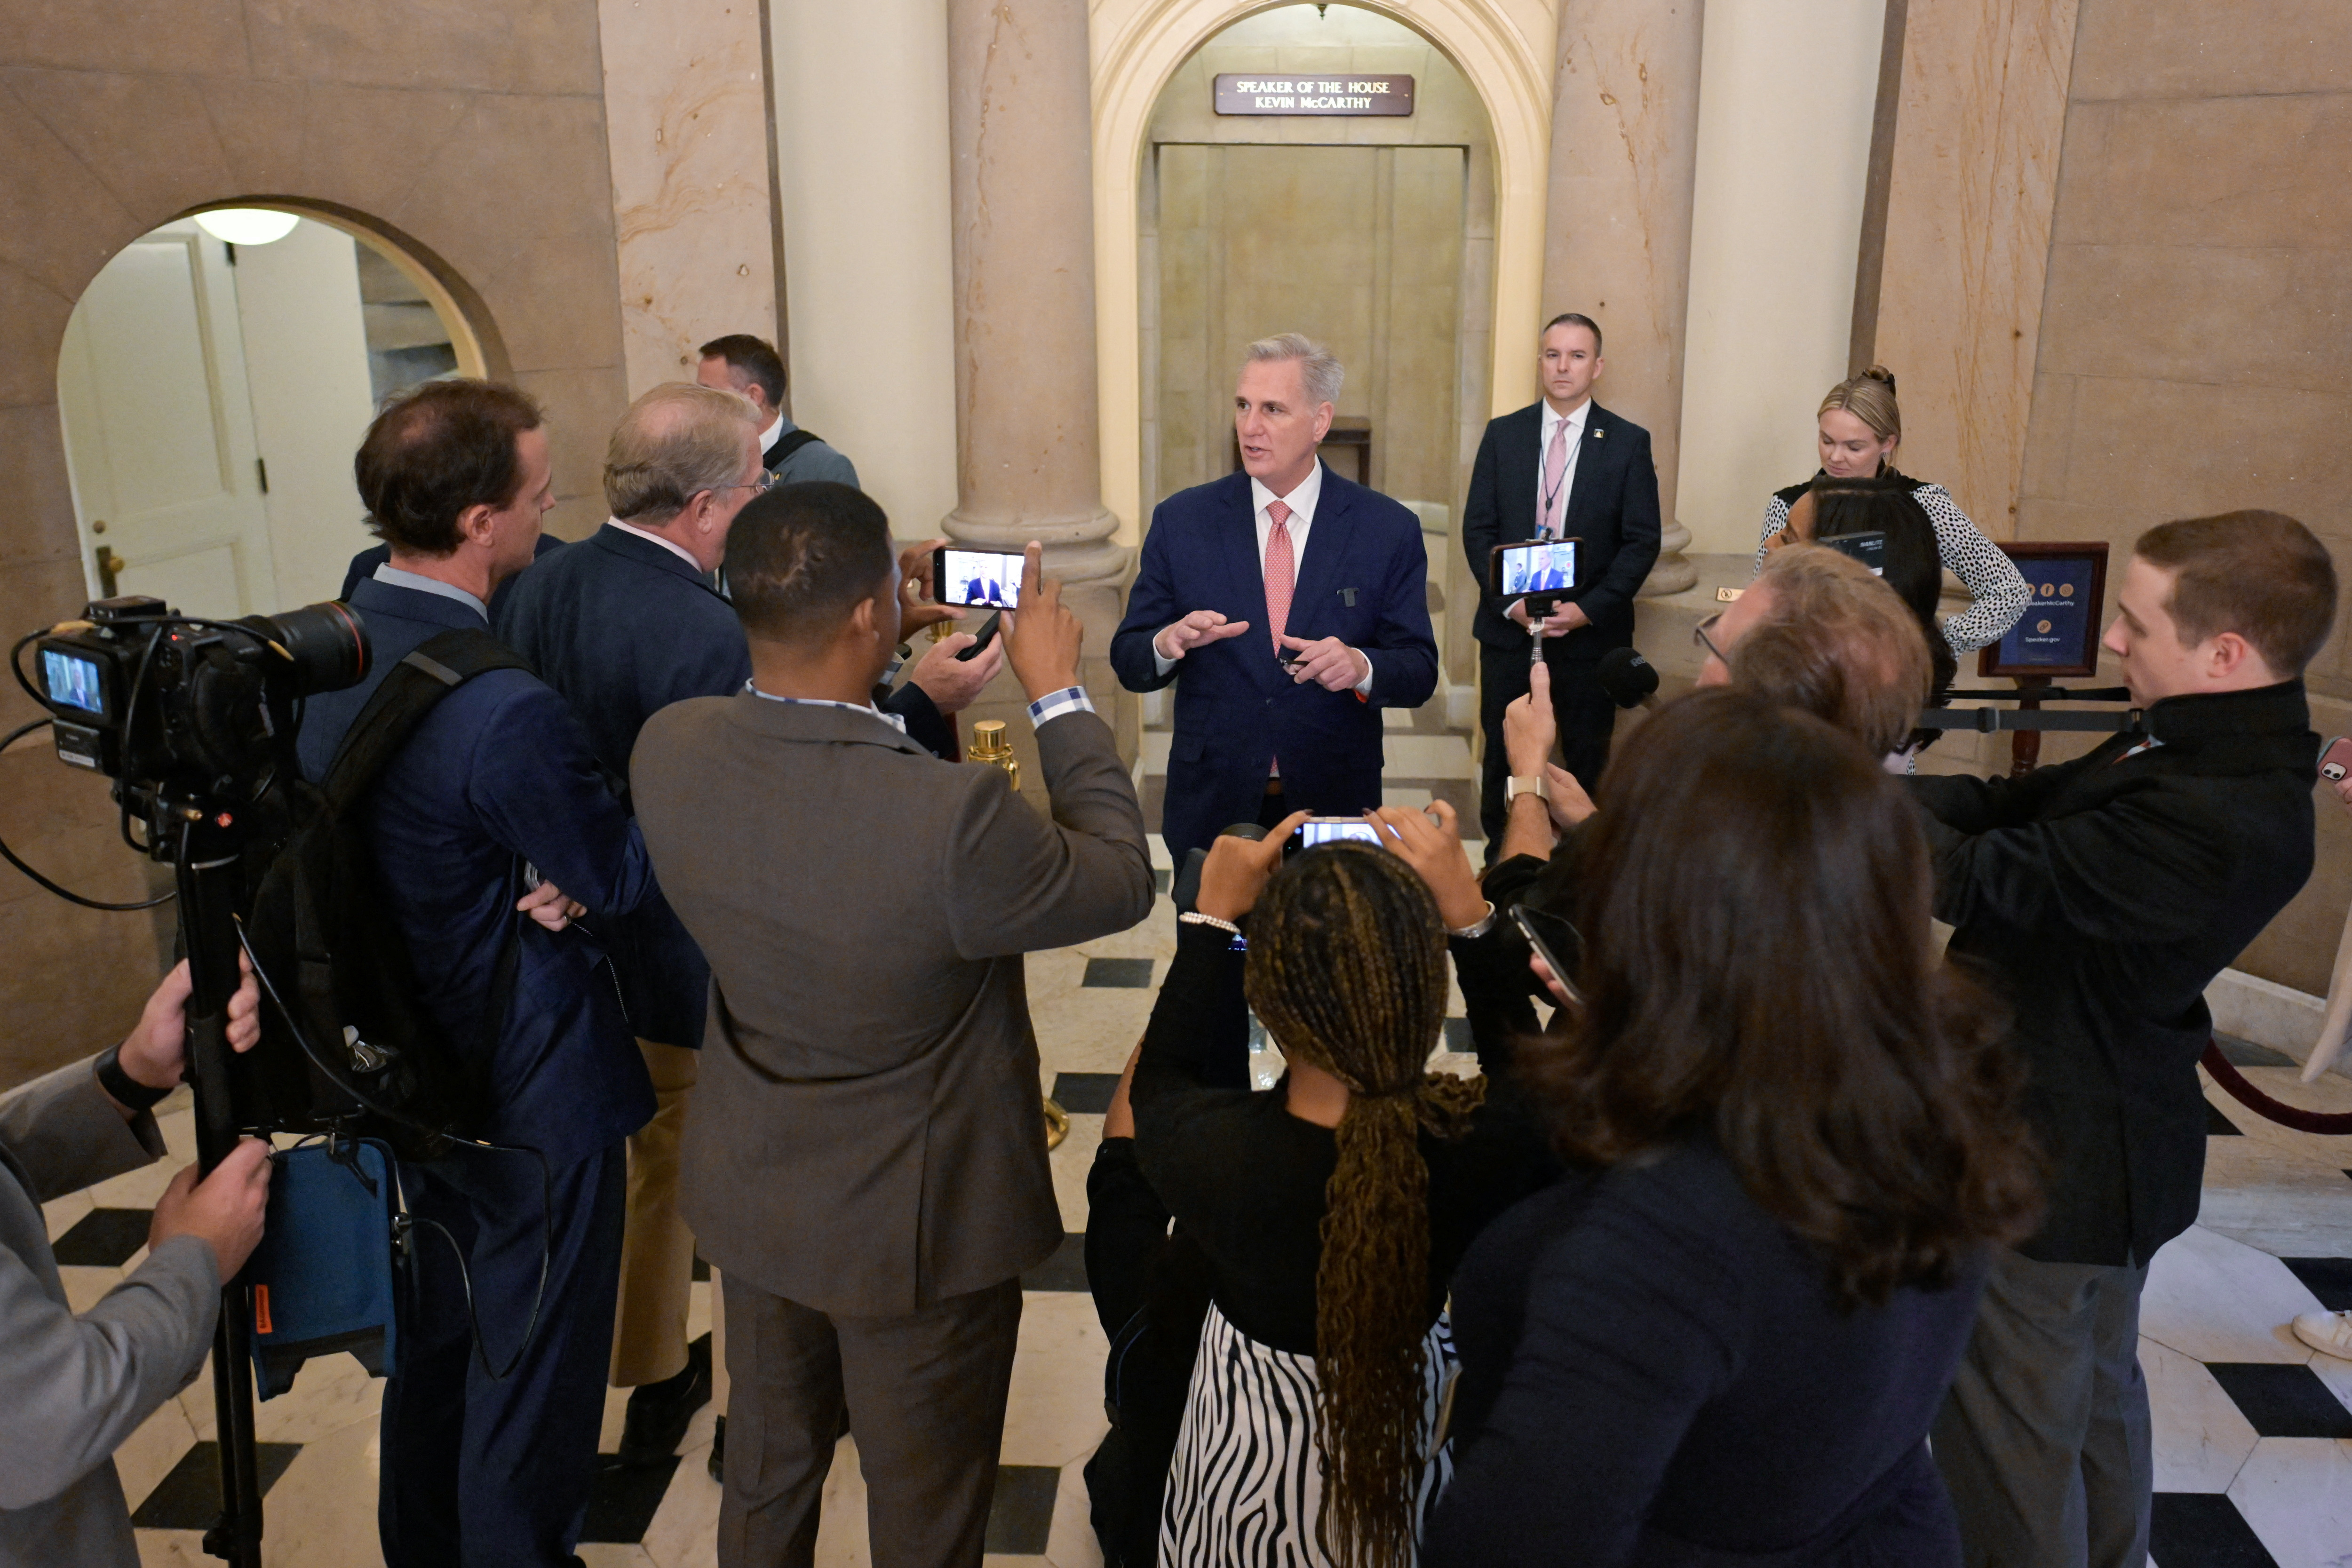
[
  {"left": 937, "top": 548, "right": 1024, "bottom": 609},
  {"left": 1296, "top": 819, "right": 1384, "bottom": 850},
  {"left": 1494, "top": 540, "right": 1578, "bottom": 599}
]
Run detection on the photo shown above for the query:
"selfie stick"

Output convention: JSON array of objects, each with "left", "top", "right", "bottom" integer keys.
[{"left": 174, "top": 811, "right": 266, "bottom": 1568}]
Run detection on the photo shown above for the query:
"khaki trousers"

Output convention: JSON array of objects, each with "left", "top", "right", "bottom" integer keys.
[{"left": 609, "top": 1038, "right": 701, "bottom": 1386}]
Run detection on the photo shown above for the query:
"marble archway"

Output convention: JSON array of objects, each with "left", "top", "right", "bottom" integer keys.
[{"left": 1089, "top": 0, "right": 1559, "bottom": 543}]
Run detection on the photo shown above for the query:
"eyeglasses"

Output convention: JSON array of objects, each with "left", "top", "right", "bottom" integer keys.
[
  {"left": 716, "top": 471, "right": 779, "bottom": 497},
  {"left": 1693, "top": 612, "right": 1728, "bottom": 664}
]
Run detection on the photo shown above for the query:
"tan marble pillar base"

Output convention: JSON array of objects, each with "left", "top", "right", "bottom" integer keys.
[{"left": 1542, "top": 0, "right": 1704, "bottom": 600}]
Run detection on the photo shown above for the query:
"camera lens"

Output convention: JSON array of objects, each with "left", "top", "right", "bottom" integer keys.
[{"left": 250, "top": 602, "right": 370, "bottom": 698}]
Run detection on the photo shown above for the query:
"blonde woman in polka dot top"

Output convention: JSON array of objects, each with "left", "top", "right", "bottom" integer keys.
[{"left": 1754, "top": 367, "right": 2030, "bottom": 657}]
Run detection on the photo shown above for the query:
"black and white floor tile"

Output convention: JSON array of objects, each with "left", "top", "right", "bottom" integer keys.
[{"left": 37, "top": 726, "right": 2350, "bottom": 1563}]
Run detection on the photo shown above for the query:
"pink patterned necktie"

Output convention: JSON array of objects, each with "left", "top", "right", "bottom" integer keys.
[
  {"left": 1539, "top": 414, "right": 1571, "bottom": 538},
  {"left": 1264, "top": 499, "right": 1296, "bottom": 652}
]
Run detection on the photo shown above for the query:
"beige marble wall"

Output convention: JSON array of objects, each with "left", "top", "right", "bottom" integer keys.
[
  {"left": 1868, "top": 0, "right": 2081, "bottom": 541},
  {"left": 2018, "top": 0, "right": 2352, "bottom": 995},
  {"left": 1091, "top": 0, "right": 1561, "bottom": 549},
  {"left": 0, "top": 0, "right": 631, "bottom": 1082},
  {"left": 598, "top": 0, "right": 778, "bottom": 397}
]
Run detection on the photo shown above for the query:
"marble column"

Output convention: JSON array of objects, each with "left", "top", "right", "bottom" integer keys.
[
  {"left": 945, "top": 0, "right": 1132, "bottom": 776},
  {"left": 1542, "top": 0, "right": 1705, "bottom": 595},
  {"left": 597, "top": 0, "right": 777, "bottom": 398}
]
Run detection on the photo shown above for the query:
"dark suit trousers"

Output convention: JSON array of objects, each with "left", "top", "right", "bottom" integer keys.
[
  {"left": 379, "top": 1139, "right": 627, "bottom": 1568},
  {"left": 718, "top": 1273, "right": 1023, "bottom": 1568},
  {"left": 1477, "top": 641, "right": 1620, "bottom": 853}
]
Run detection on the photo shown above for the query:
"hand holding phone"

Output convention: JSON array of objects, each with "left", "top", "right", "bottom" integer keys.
[
  {"left": 954, "top": 610, "right": 1001, "bottom": 661},
  {"left": 1511, "top": 904, "right": 1584, "bottom": 1006},
  {"left": 933, "top": 546, "right": 1025, "bottom": 609}
]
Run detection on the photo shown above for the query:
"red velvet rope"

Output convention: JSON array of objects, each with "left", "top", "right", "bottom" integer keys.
[{"left": 2201, "top": 1039, "right": 2352, "bottom": 1135}]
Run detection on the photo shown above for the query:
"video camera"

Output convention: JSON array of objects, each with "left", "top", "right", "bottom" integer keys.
[
  {"left": 28, "top": 594, "right": 368, "bottom": 827},
  {"left": 13, "top": 592, "right": 368, "bottom": 1568}
]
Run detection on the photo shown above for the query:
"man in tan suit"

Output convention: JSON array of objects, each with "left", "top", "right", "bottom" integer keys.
[{"left": 632, "top": 481, "right": 1153, "bottom": 1568}]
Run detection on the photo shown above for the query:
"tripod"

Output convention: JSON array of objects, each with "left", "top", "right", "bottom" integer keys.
[{"left": 168, "top": 801, "right": 267, "bottom": 1568}]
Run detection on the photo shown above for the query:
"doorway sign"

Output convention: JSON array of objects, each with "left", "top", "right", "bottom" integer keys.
[{"left": 1213, "top": 74, "right": 1414, "bottom": 117}]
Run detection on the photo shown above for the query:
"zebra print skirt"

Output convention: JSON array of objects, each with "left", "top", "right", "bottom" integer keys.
[{"left": 1158, "top": 1301, "right": 1455, "bottom": 1567}]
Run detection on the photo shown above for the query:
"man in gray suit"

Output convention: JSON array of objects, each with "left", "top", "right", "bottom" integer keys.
[
  {"left": 1, "top": 960, "right": 272, "bottom": 1565},
  {"left": 632, "top": 483, "right": 1152, "bottom": 1567}
]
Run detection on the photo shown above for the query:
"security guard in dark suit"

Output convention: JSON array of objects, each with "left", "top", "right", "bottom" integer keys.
[
  {"left": 1462, "top": 313, "right": 1661, "bottom": 852},
  {"left": 298, "top": 379, "right": 658, "bottom": 1568}
]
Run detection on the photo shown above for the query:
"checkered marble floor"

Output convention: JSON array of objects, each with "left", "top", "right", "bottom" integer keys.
[{"left": 40, "top": 724, "right": 2352, "bottom": 1564}]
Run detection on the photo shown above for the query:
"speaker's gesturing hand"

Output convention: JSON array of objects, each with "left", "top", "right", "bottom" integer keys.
[
  {"left": 1153, "top": 610, "right": 1252, "bottom": 661},
  {"left": 1005, "top": 542, "right": 1084, "bottom": 700},
  {"left": 1278, "top": 635, "right": 1370, "bottom": 692}
]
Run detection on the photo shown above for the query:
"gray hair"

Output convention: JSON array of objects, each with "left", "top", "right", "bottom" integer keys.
[
  {"left": 1244, "top": 332, "right": 1344, "bottom": 409},
  {"left": 604, "top": 382, "right": 761, "bottom": 522}
]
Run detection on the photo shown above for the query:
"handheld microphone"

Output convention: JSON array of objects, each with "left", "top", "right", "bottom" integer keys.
[{"left": 1595, "top": 646, "right": 1661, "bottom": 710}]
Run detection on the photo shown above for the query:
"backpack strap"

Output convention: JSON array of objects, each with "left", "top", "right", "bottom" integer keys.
[
  {"left": 320, "top": 629, "right": 534, "bottom": 813},
  {"left": 765, "top": 427, "right": 825, "bottom": 471}
]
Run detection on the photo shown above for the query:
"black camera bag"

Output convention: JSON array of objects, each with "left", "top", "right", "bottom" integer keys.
[{"left": 242, "top": 629, "right": 533, "bottom": 1161}]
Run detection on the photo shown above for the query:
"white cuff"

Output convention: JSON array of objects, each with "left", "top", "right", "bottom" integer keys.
[
  {"left": 1351, "top": 647, "right": 1374, "bottom": 695},
  {"left": 1152, "top": 624, "right": 1179, "bottom": 676}
]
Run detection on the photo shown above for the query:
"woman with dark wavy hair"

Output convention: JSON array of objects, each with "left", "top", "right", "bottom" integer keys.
[
  {"left": 1424, "top": 690, "right": 2043, "bottom": 1567},
  {"left": 1126, "top": 823, "right": 1551, "bottom": 1568}
]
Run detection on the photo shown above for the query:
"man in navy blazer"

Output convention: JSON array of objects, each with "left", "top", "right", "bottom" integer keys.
[
  {"left": 1462, "top": 313, "right": 1661, "bottom": 851},
  {"left": 493, "top": 386, "right": 999, "bottom": 1465},
  {"left": 296, "top": 380, "right": 659, "bottom": 1568},
  {"left": 1112, "top": 334, "right": 1438, "bottom": 865}
]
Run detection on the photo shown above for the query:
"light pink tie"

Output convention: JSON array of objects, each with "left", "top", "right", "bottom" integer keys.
[
  {"left": 1539, "top": 416, "right": 1570, "bottom": 538},
  {"left": 1264, "top": 500, "right": 1296, "bottom": 652}
]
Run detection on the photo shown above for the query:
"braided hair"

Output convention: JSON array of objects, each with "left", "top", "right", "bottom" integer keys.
[{"left": 1244, "top": 844, "right": 1487, "bottom": 1568}]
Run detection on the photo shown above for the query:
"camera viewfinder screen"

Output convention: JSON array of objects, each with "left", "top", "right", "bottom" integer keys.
[
  {"left": 1499, "top": 541, "right": 1577, "bottom": 596},
  {"left": 41, "top": 649, "right": 104, "bottom": 716},
  {"left": 941, "top": 550, "right": 1023, "bottom": 609},
  {"left": 1298, "top": 819, "right": 1383, "bottom": 849}
]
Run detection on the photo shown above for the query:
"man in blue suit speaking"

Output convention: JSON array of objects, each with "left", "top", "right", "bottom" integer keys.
[{"left": 1112, "top": 334, "right": 1439, "bottom": 863}]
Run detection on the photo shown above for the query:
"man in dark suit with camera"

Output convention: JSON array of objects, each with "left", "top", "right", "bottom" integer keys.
[
  {"left": 1462, "top": 312, "right": 1661, "bottom": 852},
  {"left": 1111, "top": 333, "right": 1439, "bottom": 866}
]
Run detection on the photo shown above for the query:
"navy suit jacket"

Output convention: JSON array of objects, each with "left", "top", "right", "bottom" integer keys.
[
  {"left": 295, "top": 576, "right": 657, "bottom": 1167},
  {"left": 1111, "top": 465, "right": 1438, "bottom": 862},
  {"left": 1462, "top": 401, "right": 1661, "bottom": 655},
  {"left": 493, "top": 525, "right": 746, "bottom": 1049}
]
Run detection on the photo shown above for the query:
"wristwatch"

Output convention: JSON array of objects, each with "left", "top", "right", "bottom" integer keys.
[
  {"left": 94, "top": 1044, "right": 170, "bottom": 1114},
  {"left": 1506, "top": 774, "right": 1549, "bottom": 805}
]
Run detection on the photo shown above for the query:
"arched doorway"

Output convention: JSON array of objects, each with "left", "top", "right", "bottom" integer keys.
[{"left": 55, "top": 203, "right": 490, "bottom": 619}]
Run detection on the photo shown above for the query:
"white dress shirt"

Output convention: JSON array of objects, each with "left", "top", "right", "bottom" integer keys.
[
  {"left": 1536, "top": 396, "right": 1591, "bottom": 538},
  {"left": 1154, "top": 461, "right": 1372, "bottom": 693},
  {"left": 603, "top": 516, "right": 707, "bottom": 575},
  {"left": 758, "top": 412, "right": 784, "bottom": 456}
]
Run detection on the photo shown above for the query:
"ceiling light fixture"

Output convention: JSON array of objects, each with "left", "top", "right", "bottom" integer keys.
[{"left": 191, "top": 208, "right": 301, "bottom": 246}]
